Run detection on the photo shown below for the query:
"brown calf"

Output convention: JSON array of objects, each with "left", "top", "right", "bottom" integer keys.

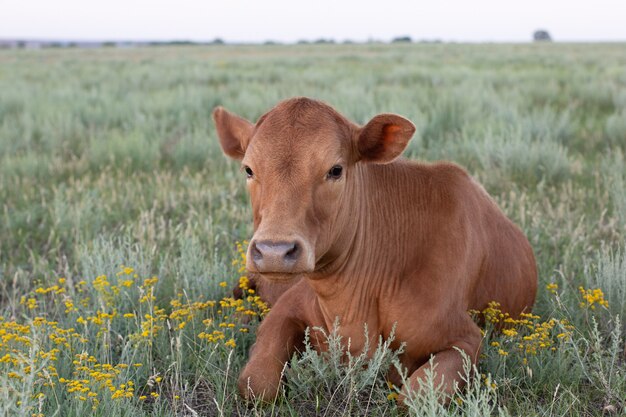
[{"left": 213, "top": 97, "right": 537, "bottom": 402}]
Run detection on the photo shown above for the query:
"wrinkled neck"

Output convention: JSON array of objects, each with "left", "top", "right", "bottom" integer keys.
[{"left": 307, "top": 161, "right": 418, "bottom": 310}]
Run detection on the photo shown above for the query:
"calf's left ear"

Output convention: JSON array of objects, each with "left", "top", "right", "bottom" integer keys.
[
  {"left": 212, "top": 107, "right": 254, "bottom": 160},
  {"left": 356, "top": 114, "right": 416, "bottom": 164}
]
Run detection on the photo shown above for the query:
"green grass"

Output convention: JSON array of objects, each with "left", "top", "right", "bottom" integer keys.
[{"left": 0, "top": 43, "right": 625, "bottom": 416}]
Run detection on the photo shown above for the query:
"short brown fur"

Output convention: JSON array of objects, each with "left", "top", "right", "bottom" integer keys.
[{"left": 212, "top": 97, "right": 537, "bottom": 403}]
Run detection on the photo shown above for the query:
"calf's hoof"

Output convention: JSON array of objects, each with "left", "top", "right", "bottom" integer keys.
[{"left": 238, "top": 370, "right": 281, "bottom": 402}]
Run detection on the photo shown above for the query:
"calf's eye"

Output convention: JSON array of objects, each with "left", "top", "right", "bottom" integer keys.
[
  {"left": 327, "top": 165, "right": 343, "bottom": 180},
  {"left": 244, "top": 165, "right": 254, "bottom": 178}
]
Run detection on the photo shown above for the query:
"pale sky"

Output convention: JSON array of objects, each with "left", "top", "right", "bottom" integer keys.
[{"left": 2, "top": 0, "right": 626, "bottom": 42}]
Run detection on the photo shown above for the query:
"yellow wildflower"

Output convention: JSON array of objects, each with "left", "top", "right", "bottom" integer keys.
[{"left": 546, "top": 283, "right": 558, "bottom": 294}]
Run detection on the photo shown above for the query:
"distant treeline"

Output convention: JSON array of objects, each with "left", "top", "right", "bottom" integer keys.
[
  {"left": 0, "top": 32, "right": 554, "bottom": 49},
  {"left": 0, "top": 39, "right": 225, "bottom": 49},
  {"left": 0, "top": 36, "right": 446, "bottom": 49}
]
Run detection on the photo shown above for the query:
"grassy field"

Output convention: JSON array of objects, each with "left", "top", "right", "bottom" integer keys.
[{"left": 1, "top": 43, "right": 625, "bottom": 416}]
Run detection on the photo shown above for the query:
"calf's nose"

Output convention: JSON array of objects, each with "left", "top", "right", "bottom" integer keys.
[{"left": 250, "top": 240, "right": 302, "bottom": 272}]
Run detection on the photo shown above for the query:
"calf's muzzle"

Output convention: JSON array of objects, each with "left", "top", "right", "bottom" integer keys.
[{"left": 249, "top": 239, "right": 308, "bottom": 273}]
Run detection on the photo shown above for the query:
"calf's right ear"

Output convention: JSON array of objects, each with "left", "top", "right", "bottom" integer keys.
[{"left": 212, "top": 107, "right": 254, "bottom": 160}]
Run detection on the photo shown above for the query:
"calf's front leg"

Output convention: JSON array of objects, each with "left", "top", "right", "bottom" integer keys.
[
  {"left": 400, "top": 321, "right": 482, "bottom": 404},
  {"left": 238, "top": 298, "right": 305, "bottom": 401}
]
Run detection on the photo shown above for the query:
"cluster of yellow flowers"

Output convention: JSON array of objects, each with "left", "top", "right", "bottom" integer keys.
[
  {"left": 578, "top": 286, "right": 609, "bottom": 309},
  {"left": 0, "top": 242, "right": 268, "bottom": 413},
  {"left": 195, "top": 242, "right": 269, "bottom": 348},
  {"left": 2, "top": 276, "right": 159, "bottom": 412},
  {"left": 474, "top": 300, "right": 575, "bottom": 362},
  {"left": 546, "top": 282, "right": 609, "bottom": 310},
  {"left": 476, "top": 284, "right": 609, "bottom": 364},
  {"left": 59, "top": 353, "right": 138, "bottom": 409}
]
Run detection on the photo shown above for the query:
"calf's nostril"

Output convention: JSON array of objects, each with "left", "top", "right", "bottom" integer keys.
[
  {"left": 285, "top": 242, "right": 300, "bottom": 261},
  {"left": 251, "top": 242, "right": 263, "bottom": 262}
]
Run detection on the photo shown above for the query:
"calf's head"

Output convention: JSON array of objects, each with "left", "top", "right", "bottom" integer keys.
[{"left": 213, "top": 98, "right": 415, "bottom": 281}]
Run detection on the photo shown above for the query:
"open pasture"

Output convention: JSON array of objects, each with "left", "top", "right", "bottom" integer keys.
[{"left": 0, "top": 43, "right": 625, "bottom": 416}]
